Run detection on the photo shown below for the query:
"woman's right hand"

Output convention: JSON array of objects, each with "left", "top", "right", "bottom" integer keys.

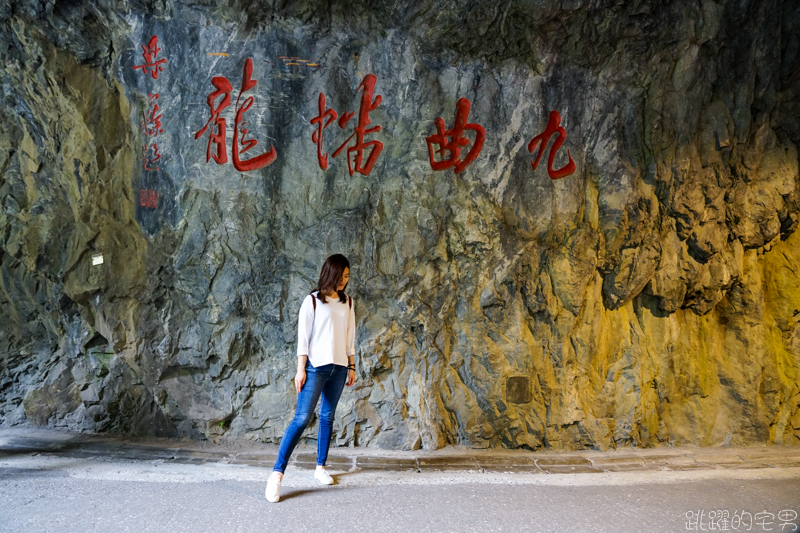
[{"left": 294, "top": 367, "right": 306, "bottom": 393}]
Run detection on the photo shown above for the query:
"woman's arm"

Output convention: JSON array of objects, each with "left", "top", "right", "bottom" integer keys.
[
  {"left": 295, "top": 295, "right": 314, "bottom": 393},
  {"left": 295, "top": 355, "right": 307, "bottom": 393},
  {"left": 296, "top": 295, "right": 314, "bottom": 357},
  {"left": 346, "top": 298, "right": 356, "bottom": 387}
]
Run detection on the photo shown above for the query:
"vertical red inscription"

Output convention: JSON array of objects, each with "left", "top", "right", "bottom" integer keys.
[
  {"left": 528, "top": 110, "right": 576, "bottom": 179},
  {"left": 139, "top": 189, "right": 159, "bottom": 208},
  {"left": 310, "top": 73, "right": 383, "bottom": 176},
  {"left": 426, "top": 97, "right": 485, "bottom": 173},
  {"left": 132, "top": 36, "right": 167, "bottom": 80},
  {"left": 132, "top": 36, "right": 167, "bottom": 173},
  {"left": 195, "top": 58, "right": 276, "bottom": 171}
]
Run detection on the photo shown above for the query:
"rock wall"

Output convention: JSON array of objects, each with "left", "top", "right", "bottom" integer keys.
[{"left": 1, "top": 0, "right": 799, "bottom": 450}]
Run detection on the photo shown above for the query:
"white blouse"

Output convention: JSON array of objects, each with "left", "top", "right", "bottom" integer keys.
[{"left": 297, "top": 291, "right": 356, "bottom": 367}]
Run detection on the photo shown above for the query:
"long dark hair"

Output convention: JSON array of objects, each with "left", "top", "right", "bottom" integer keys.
[{"left": 314, "top": 254, "right": 350, "bottom": 303}]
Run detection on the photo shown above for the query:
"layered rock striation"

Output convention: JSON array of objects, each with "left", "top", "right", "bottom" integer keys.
[{"left": 1, "top": 0, "right": 799, "bottom": 450}]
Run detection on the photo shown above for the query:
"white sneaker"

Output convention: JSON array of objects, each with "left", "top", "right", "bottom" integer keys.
[
  {"left": 314, "top": 467, "right": 334, "bottom": 485},
  {"left": 265, "top": 471, "right": 281, "bottom": 502}
]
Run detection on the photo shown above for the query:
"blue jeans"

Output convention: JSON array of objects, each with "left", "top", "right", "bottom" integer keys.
[{"left": 273, "top": 362, "right": 348, "bottom": 473}]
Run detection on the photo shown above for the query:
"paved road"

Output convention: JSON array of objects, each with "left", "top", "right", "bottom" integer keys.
[
  {"left": 1, "top": 456, "right": 798, "bottom": 532},
  {"left": 0, "top": 428, "right": 798, "bottom": 532}
]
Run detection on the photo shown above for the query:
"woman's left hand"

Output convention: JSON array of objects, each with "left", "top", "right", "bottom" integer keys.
[{"left": 346, "top": 369, "right": 356, "bottom": 387}]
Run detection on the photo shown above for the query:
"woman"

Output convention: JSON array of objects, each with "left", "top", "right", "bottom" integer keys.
[{"left": 265, "top": 254, "right": 356, "bottom": 503}]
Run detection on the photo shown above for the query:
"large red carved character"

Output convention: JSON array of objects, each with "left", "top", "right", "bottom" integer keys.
[
  {"left": 528, "top": 110, "right": 576, "bottom": 179},
  {"left": 310, "top": 74, "right": 383, "bottom": 176},
  {"left": 194, "top": 58, "right": 276, "bottom": 171},
  {"left": 233, "top": 58, "right": 277, "bottom": 171},
  {"left": 194, "top": 77, "right": 232, "bottom": 164},
  {"left": 310, "top": 93, "right": 338, "bottom": 170},
  {"left": 426, "top": 97, "right": 485, "bottom": 173}
]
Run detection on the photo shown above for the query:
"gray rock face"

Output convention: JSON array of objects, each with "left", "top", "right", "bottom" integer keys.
[{"left": 1, "top": 0, "right": 799, "bottom": 450}]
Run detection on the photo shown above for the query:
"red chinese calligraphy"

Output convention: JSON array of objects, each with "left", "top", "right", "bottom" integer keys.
[
  {"left": 426, "top": 97, "right": 485, "bottom": 173},
  {"left": 528, "top": 110, "right": 576, "bottom": 179},
  {"left": 132, "top": 37, "right": 167, "bottom": 172},
  {"left": 310, "top": 93, "right": 338, "bottom": 170},
  {"left": 194, "top": 77, "right": 232, "bottom": 165},
  {"left": 139, "top": 189, "right": 159, "bottom": 208},
  {"left": 335, "top": 74, "right": 382, "bottom": 175},
  {"left": 138, "top": 93, "right": 165, "bottom": 171},
  {"left": 132, "top": 36, "right": 167, "bottom": 80},
  {"left": 141, "top": 143, "right": 162, "bottom": 171},
  {"left": 232, "top": 58, "right": 277, "bottom": 172},
  {"left": 310, "top": 73, "right": 383, "bottom": 176},
  {"left": 195, "top": 58, "right": 276, "bottom": 172},
  {"left": 140, "top": 94, "right": 164, "bottom": 137}
]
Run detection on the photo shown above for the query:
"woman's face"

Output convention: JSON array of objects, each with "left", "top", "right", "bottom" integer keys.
[{"left": 337, "top": 267, "right": 350, "bottom": 291}]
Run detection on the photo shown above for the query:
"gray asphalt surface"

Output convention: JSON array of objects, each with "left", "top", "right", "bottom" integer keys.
[{"left": 1, "top": 462, "right": 798, "bottom": 533}]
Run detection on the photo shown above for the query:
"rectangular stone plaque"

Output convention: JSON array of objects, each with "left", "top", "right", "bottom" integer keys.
[{"left": 506, "top": 376, "right": 531, "bottom": 403}]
